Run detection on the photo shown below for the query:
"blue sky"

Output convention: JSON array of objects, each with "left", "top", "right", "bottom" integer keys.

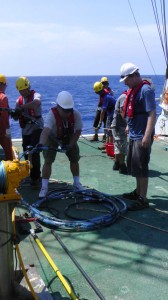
[{"left": 0, "top": 0, "right": 166, "bottom": 76}]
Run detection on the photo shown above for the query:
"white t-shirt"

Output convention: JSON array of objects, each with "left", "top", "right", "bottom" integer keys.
[
  {"left": 44, "top": 107, "right": 83, "bottom": 137},
  {"left": 15, "top": 92, "right": 43, "bottom": 135}
]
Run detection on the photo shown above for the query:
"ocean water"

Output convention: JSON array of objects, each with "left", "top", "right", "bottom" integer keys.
[{"left": 5, "top": 75, "right": 165, "bottom": 139}]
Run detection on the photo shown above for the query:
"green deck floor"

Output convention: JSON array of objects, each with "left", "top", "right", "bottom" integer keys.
[{"left": 12, "top": 136, "right": 168, "bottom": 300}]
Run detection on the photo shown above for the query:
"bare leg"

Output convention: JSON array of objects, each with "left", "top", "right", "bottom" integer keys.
[
  {"left": 108, "top": 136, "right": 113, "bottom": 143},
  {"left": 95, "top": 128, "right": 98, "bottom": 135},
  {"left": 139, "top": 177, "right": 148, "bottom": 200},
  {"left": 136, "top": 177, "right": 148, "bottom": 200},
  {"left": 42, "top": 161, "right": 52, "bottom": 179},
  {"left": 70, "top": 161, "right": 79, "bottom": 176}
]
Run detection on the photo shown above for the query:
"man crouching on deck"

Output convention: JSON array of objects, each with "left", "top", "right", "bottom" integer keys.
[{"left": 37, "top": 91, "right": 84, "bottom": 198}]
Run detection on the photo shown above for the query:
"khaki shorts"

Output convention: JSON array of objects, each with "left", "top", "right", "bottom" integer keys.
[
  {"left": 112, "top": 127, "right": 127, "bottom": 155},
  {"left": 43, "top": 135, "right": 80, "bottom": 164}
]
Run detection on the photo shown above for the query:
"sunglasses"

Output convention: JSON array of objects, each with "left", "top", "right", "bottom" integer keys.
[
  {"left": 62, "top": 108, "right": 73, "bottom": 113},
  {"left": 121, "top": 74, "right": 133, "bottom": 79}
]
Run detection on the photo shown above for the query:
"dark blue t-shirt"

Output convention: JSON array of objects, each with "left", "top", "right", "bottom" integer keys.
[
  {"left": 101, "top": 94, "right": 116, "bottom": 116},
  {"left": 127, "top": 84, "right": 156, "bottom": 140}
]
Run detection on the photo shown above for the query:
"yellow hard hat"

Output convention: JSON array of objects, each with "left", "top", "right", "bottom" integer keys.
[
  {"left": 101, "top": 76, "right": 109, "bottom": 83},
  {"left": 16, "top": 76, "right": 30, "bottom": 91},
  {"left": 93, "top": 81, "right": 103, "bottom": 93},
  {"left": 0, "top": 74, "right": 7, "bottom": 84}
]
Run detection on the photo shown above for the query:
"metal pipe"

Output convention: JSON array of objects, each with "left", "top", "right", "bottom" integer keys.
[
  {"left": 51, "top": 230, "right": 106, "bottom": 300},
  {"left": 30, "top": 230, "right": 79, "bottom": 300},
  {"left": 0, "top": 202, "right": 15, "bottom": 299}
]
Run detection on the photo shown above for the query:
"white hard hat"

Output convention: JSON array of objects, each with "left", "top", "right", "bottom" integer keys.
[
  {"left": 120, "top": 63, "right": 139, "bottom": 82},
  {"left": 56, "top": 91, "right": 74, "bottom": 109}
]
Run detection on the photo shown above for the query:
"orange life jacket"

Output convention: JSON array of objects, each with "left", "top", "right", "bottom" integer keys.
[{"left": 0, "top": 92, "right": 10, "bottom": 134}]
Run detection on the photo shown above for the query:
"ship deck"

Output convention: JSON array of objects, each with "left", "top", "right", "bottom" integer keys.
[{"left": 8, "top": 136, "right": 168, "bottom": 299}]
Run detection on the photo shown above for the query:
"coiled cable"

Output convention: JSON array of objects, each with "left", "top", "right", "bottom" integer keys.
[{"left": 22, "top": 188, "right": 127, "bottom": 232}]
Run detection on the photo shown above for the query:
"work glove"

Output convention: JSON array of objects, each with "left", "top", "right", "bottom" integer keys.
[
  {"left": 35, "top": 143, "right": 44, "bottom": 152},
  {"left": 97, "top": 122, "right": 102, "bottom": 129},
  {"left": 10, "top": 108, "right": 22, "bottom": 119},
  {"left": 26, "top": 145, "right": 33, "bottom": 152}
]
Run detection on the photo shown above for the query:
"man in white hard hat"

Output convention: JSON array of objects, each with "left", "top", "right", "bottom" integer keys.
[
  {"left": 120, "top": 63, "right": 156, "bottom": 210},
  {"left": 37, "top": 91, "right": 84, "bottom": 198}
]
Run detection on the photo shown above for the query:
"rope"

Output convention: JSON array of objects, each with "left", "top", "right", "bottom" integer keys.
[
  {"left": 121, "top": 215, "right": 168, "bottom": 233},
  {"left": 151, "top": 0, "right": 168, "bottom": 64},
  {"left": 127, "top": 0, "right": 158, "bottom": 77}
]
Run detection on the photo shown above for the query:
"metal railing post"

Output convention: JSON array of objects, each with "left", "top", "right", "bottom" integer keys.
[{"left": 0, "top": 201, "right": 16, "bottom": 299}]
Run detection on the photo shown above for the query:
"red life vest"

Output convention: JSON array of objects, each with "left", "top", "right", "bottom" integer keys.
[
  {"left": 98, "top": 89, "right": 110, "bottom": 107},
  {"left": 103, "top": 87, "right": 114, "bottom": 95},
  {"left": 122, "top": 90, "right": 127, "bottom": 95},
  {"left": 123, "top": 80, "right": 150, "bottom": 118},
  {"left": 51, "top": 107, "right": 75, "bottom": 140},
  {"left": 18, "top": 90, "right": 37, "bottom": 128}
]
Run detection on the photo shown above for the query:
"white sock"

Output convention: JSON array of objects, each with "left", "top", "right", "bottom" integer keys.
[
  {"left": 73, "top": 176, "right": 80, "bottom": 184},
  {"left": 42, "top": 179, "right": 49, "bottom": 188}
]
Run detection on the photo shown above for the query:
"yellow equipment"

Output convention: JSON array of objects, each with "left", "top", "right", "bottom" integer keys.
[{"left": 0, "top": 147, "right": 30, "bottom": 201}]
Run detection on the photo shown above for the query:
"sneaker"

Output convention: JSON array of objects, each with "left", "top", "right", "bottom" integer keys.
[
  {"left": 122, "top": 189, "right": 139, "bottom": 200},
  {"left": 98, "top": 145, "right": 106, "bottom": 150},
  {"left": 39, "top": 187, "right": 48, "bottom": 198},
  {"left": 102, "top": 149, "right": 107, "bottom": 153},
  {"left": 113, "top": 161, "right": 120, "bottom": 170},
  {"left": 119, "top": 163, "right": 128, "bottom": 174},
  {"left": 128, "top": 196, "right": 149, "bottom": 211},
  {"left": 73, "top": 182, "right": 85, "bottom": 191},
  {"left": 90, "top": 134, "right": 98, "bottom": 142}
]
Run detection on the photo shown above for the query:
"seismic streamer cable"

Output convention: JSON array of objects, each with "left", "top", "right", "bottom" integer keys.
[
  {"left": 30, "top": 230, "right": 79, "bottom": 300},
  {"left": 23, "top": 189, "right": 127, "bottom": 232},
  {"left": 12, "top": 210, "right": 39, "bottom": 300},
  {"left": 51, "top": 230, "right": 106, "bottom": 300}
]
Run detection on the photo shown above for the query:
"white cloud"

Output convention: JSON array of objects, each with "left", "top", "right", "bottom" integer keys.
[{"left": 0, "top": 21, "right": 165, "bottom": 75}]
